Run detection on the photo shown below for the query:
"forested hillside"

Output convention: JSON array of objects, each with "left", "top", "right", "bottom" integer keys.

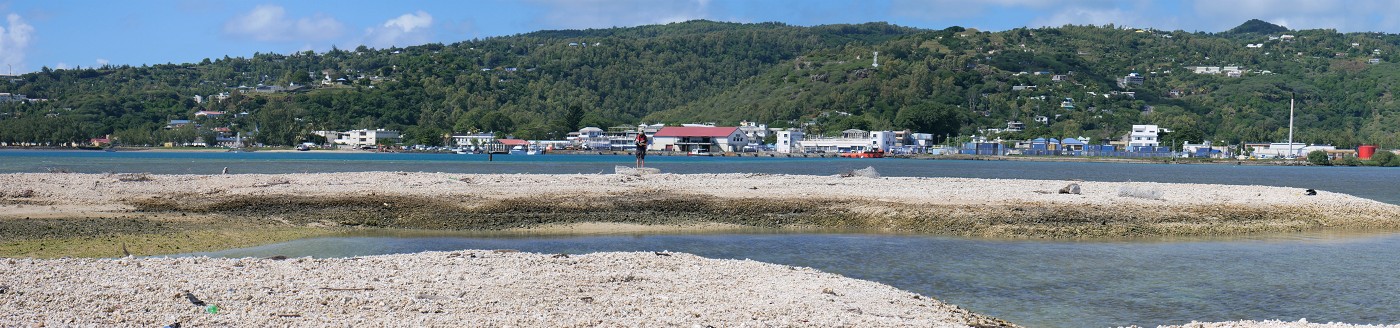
[{"left": 2, "top": 20, "right": 1399, "bottom": 148}]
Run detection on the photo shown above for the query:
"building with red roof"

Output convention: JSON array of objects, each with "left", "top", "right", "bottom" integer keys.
[
  {"left": 652, "top": 126, "right": 747, "bottom": 152},
  {"left": 486, "top": 138, "right": 531, "bottom": 154}
]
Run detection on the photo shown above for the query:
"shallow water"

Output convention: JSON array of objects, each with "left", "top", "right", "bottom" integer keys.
[
  {"left": 4, "top": 149, "right": 1398, "bottom": 204},
  {"left": 185, "top": 232, "right": 1400, "bottom": 328}
]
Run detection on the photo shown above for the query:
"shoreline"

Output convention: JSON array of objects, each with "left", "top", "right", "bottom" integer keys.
[
  {"left": 1, "top": 146, "right": 1330, "bottom": 166},
  {"left": 4, "top": 171, "right": 1399, "bottom": 258}
]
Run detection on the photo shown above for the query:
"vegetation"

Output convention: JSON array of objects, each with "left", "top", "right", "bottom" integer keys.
[
  {"left": 1370, "top": 150, "right": 1399, "bottom": 166},
  {"left": 1307, "top": 150, "right": 1330, "bottom": 165},
  {"left": 1, "top": 19, "right": 1399, "bottom": 149}
]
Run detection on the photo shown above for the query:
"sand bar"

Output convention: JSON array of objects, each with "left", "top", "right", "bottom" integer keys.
[{"left": 3, "top": 171, "right": 1398, "bottom": 241}]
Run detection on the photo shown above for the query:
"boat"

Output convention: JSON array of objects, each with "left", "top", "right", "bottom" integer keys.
[
  {"left": 296, "top": 144, "right": 310, "bottom": 151},
  {"left": 841, "top": 149, "right": 885, "bottom": 158},
  {"left": 688, "top": 148, "right": 712, "bottom": 156},
  {"left": 454, "top": 148, "right": 474, "bottom": 155}
]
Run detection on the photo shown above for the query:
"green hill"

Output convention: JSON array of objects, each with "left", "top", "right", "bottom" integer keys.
[
  {"left": 1, "top": 20, "right": 1398, "bottom": 148},
  {"left": 1227, "top": 19, "right": 1290, "bottom": 35}
]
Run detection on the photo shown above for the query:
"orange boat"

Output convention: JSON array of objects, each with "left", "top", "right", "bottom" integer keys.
[{"left": 840, "top": 149, "right": 885, "bottom": 158}]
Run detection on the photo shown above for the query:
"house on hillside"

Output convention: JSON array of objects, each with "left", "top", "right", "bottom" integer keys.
[
  {"left": 166, "top": 120, "right": 193, "bottom": 129},
  {"left": 651, "top": 126, "right": 747, "bottom": 153}
]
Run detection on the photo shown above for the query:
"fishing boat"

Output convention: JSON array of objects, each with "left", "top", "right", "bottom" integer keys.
[{"left": 840, "top": 149, "right": 885, "bottom": 158}]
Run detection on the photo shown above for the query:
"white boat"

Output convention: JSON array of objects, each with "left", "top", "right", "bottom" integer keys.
[
  {"left": 688, "top": 148, "right": 711, "bottom": 156},
  {"left": 509, "top": 145, "right": 527, "bottom": 155}
]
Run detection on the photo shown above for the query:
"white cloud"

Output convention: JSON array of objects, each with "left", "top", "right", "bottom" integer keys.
[
  {"left": 362, "top": 11, "right": 434, "bottom": 48},
  {"left": 222, "top": 5, "right": 344, "bottom": 42},
  {"left": 526, "top": 0, "right": 712, "bottom": 30},
  {"left": 0, "top": 13, "right": 34, "bottom": 73},
  {"left": 385, "top": 11, "right": 433, "bottom": 33},
  {"left": 54, "top": 62, "right": 68, "bottom": 70},
  {"left": 96, "top": 58, "right": 109, "bottom": 67}
]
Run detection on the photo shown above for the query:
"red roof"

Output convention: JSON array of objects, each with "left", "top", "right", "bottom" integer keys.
[
  {"left": 497, "top": 139, "right": 530, "bottom": 146},
  {"left": 653, "top": 126, "right": 739, "bottom": 137}
]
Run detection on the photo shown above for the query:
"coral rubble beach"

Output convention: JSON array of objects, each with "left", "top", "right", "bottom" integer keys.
[
  {"left": 0, "top": 251, "right": 1009, "bottom": 327},
  {"left": 3, "top": 172, "right": 1400, "bottom": 327}
]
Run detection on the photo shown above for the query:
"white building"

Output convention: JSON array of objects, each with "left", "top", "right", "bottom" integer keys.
[
  {"left": 1254, "top": 143, "right": 1334, "bottom": 158},
  {"left": 451, "top": 133, "right": 497, "bottom": 147},
  {"left": 737, "top": 121, "right": 769, "bottom": 149},
  {"left": 798, "top": 130, "right": 896, "bottom": 153},
  {"left": 775, "top": 130, "right": 804, "bottom": 153},
  {"left": 1128, "top": 124, "right": 1161, "bottom": 148},
  {"left": 333, "top": 129, "right": 401, "bottom": 148},
  {"left": 571, "top": 127, "right": 607, "bottom": 149},
  {"left": 651, "top": 126, "right": 748, "bottom": 152}
]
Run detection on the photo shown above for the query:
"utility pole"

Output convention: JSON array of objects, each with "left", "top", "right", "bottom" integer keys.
[{"left": 1288, "top": 93, "right": 1295, "bottom": 159}]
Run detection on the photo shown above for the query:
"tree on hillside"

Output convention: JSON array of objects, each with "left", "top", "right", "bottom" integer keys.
[
  {"left": 894, "top": 102, "right": 963, "bottom": 143},
  {"left": 1159, "top": 126, "right": 1205, "bottom": 152}
]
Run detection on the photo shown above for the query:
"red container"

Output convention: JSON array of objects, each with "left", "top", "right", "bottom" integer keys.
[{"left": 1359, "top": 145, "right": 1378, "bottom": 160}]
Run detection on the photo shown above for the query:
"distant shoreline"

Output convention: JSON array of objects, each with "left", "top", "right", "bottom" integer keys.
[{"left": 1, "top": 145, "right": 1319, "bottom": 166}]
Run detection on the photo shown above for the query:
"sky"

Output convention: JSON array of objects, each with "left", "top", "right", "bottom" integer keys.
[{"left": 3, "top": 0, "right": 1400, "bottom": 74}]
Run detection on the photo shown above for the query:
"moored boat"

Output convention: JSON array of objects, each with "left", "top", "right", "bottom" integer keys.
[{"left": 840, "top": 149, "right": 885, "bottom": 158}]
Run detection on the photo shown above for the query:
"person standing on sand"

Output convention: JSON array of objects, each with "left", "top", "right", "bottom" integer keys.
[{"left": 635, "top": 133, "right": 648, "bottom": 168}]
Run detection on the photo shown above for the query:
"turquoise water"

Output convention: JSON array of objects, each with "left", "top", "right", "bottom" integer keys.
[
  {"left": 4, "top": 149, "right": 1398, "bottom": 204},
  {"left": 187, "top": 232, "right": 1400, "bottom": 328}
]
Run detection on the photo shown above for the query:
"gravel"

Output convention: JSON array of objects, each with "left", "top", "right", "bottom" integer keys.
[{"left": 0, "top": 251, "right": 1011, "bottom": 327}]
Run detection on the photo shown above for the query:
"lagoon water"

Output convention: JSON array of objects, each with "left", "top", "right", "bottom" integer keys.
[
  {"left": 6, "top": 150, "right": 1400, "bottom": 326},
  {"left": 189, "top": 232, "right": 1400, "bottom": 328},
  {"left": 3, "top": 149, "right": 1398, "bottom": 204}
]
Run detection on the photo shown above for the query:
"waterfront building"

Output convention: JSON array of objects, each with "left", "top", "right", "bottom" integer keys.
[
  {"left": 1128, "top": 125, "right": 1162, "bottom": 149},
  {"left": 798, "top": 130, "right": 896, "bottom": 153},
  {"left": 332, "top": 129, "right": 401, "bottom": 148},
  {"left": 775, "top": 130, "right": 804, "bottom": 154},
  {"left": 652, "top": 126, "right": 747, "bottom": 153}
]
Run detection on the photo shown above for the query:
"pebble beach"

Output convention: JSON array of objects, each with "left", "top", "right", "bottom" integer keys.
[{"left": 0, "top": 251, "right": 1009, "bottom": 327}]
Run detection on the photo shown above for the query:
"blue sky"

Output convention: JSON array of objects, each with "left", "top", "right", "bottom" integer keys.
[{"left": 3, "top": 0, "right": 1400, "bottom": 74}]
